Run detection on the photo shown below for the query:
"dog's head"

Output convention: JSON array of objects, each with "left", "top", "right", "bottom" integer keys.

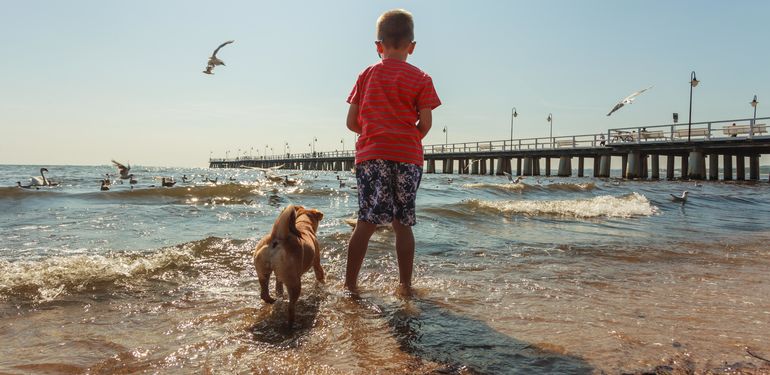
[{"left": 295, "top": 205, "right": 324, "bottom": 231}]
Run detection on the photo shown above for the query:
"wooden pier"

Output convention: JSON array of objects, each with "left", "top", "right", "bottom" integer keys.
[{"left": 211, "top": 117, "right": 770, "bottom": 181}]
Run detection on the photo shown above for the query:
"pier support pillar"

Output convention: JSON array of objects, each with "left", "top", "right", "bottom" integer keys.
[
  {"left": 471, "top": 159, "right": 479, "bottom": 175},
  {"left": 651, "top": 155, "right": 660, "bottom": 180},
  {"left": 592, "top": 157, "right": 599, "bottom": 177},
  {"left": 681, "top": 155, "right": 689, "bottom": 180},
  {"left": 709, "top": 154, "right": 719, "bottom": 181},
  {"left": 522, "top": 157, "right": 533, "bottom": 176},
  {"left": 426, "top": 160, "right": 436, "bottom": 174},
  {"left": 723, "top": 155, "right": 732, "bottom": 181},
  {"left": 533, "top": 158, "right": 541, "bottom": 176},
  {"left": 621, "top": 154, "right": 629, "bottom": 179},
  {"left": 578, "top": 157, "right": 585, "bottom": 177},
  {"left": 516, "top": 158, "right": 522, "bottom": 176},
  {"left": 545, "top": 158, "right": 551, "bottom": 176},
  {"left": 708, "top": 154, "right": 719, "bottom": 180},
  {"left": 480, "top": 159, "right": 487, "bottom": 175},
  {"left": 749, "top": 155, "right": 760, "bottom": 181},
  {"left": 496, "top": 157, "right": 508, "bottom": 175},
  {"left": 599, "top": 155, "right": 611, "bottom": 178},
  {"left": 558, "top": 156, "right": 572, "bottom": 177},
  {"left": 626, "top": 152, "right": 640, "bottom": 179},
  {"left": 666, "top": 155, "right": 675, "bottom": 180},
  {"left": 687, "top": 150, "right": 706, "bottom": 180},
  {"left": 488, "top": 159, "right": 495, "bottom": 175},
  {"left": 736, "top": 156, "right": 746, "bottom": 181}
]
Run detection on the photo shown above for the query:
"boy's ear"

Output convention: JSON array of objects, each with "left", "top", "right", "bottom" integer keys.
[
  {"left": 375, "top": 41, "right": 384, "bottom": 55},
  {"left": 407, "top": 41, "right": 416, "bottom": 55}
]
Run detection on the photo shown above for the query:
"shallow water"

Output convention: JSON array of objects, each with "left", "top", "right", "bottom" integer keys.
[{"left": 1, "top": 164, "right": 769, "bottom": 374}]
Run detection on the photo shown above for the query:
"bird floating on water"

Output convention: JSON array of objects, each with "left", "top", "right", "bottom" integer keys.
[
  {"left": 203, "top": 40, "right": 234, "bottom": 75},
  {"left": 670, "top": 191, "right": 689, "bottom": 203},
  {"left": 607, "top": 86, "right": 653, "bottom": 117}
]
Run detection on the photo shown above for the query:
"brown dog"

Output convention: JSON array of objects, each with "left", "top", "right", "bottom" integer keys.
[{"left": 253, "top": 204, "right": 324, "bottom": 326}]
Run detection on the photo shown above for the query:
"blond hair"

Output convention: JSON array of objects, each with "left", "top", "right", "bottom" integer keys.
[{"left": 376, "top": 9, "right": 414, "bottom": 49}]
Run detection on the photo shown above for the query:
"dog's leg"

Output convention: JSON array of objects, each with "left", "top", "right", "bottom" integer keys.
[
  {"left": 259, "top": 272, "right": 276, "bottom": 304},
  {"left": 312, "top": 239, "right": 324, "bottom": 282},
  {"left": 286, "top": 282, "right": 301, "bottom": 327},
  {"left": 275, "top": 280, "right": 284, "bottom": 297}
]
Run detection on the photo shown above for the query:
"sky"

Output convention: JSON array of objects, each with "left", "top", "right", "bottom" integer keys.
[{"left": 1, "top": 1, "right": 768, "bottom": 167}]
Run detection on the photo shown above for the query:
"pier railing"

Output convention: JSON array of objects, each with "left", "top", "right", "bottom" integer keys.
[
  {"left": 209, "top": 116, "right": 769, "bottom": 163},
  {"left": 606, "top": 117, "right": 769, "bottom": 145}
]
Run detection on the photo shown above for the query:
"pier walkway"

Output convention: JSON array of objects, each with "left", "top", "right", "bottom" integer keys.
[{"left": 210, "top": 117, "right": 770, "bottom": 181}]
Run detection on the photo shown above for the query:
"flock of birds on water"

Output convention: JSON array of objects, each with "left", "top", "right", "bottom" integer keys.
[
  {"left": 13, "top": 164, "right": 693, "bottom": 203},
  {"left": 13, "top": 162, "right": 302, "bottom": 191}
]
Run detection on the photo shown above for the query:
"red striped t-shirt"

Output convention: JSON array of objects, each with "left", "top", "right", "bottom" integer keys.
[{"left": 347, "top": 58, "right": 441, "bottom": 166}]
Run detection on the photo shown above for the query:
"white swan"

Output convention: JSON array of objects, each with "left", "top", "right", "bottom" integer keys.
[{"left": 29, "top": 168, "right": 50, "bottom": 186}]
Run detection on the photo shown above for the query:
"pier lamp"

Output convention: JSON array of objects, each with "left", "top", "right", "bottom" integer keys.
[
  {"left": 284, "top": 142, "right": 288, "bottom": 156},
  {"left": 226, "top": 150, "right": 230, "bottom": 160},
  {"left": 510, "top": 107, "right": 518, "bottom": 143},
  {"left": 265, "top": 144, "right": 269, "bottom": 157},
  {"left": 688, "top": 71, "right": 699, "bottom": 143},
  {"left": 312, "top": 137, "right": 317, "bottom": 154},
  {"left": 340, "top": 138, "right": 344, "bottom": 152},
  {"left": 442, "top": 126, "right": 448, "bottom": 145},
  {"left": 750, "top": 95, "right": 759, "bottom": 138},
  {"left": 547, "top": 113, "right": 553, "bottom": 147}
]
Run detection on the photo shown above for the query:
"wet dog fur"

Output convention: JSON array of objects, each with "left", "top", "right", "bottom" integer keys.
[{"left": 253, "top": 204, "right": 324, "bottom": 326}]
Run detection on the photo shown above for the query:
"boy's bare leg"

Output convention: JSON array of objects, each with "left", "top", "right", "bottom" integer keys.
[
  {"left": 391, "top": 220, "right": 415, "bottom": 291},
  {"left": 345, "top": 220, "right": 378, "bottom": 292}
]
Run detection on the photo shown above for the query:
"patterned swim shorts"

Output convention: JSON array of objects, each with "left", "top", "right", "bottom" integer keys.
[{"left": 355, "top": 159, "right": 423, "bottom": 226}]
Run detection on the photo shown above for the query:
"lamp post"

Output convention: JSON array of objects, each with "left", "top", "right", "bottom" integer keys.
[
  {"left": 340, "top": 138, "right": 344, "bottom": 152},
  {"left": 547, "top": 113, "right": 553, "bottom": 147},
  {"left": 312, "top": 137, "right": 317, "bottom": 155},
  {"left": 750, "top": 95, "right": 759, "bottom": 138},
  {"left": 250, "top": 147, "right": 254, "bottom": 159},
  {"left": 688, "top": 71, "right": 699, "bottom": 143},
  {"left": 226, "top": 150, "right": 230, "bottom": 160},
  {"left": 284, "top": 141, "right": 288, "bottom": 156},
  {"left": 510, "top": 107, "right": 518, "bottom": 145},
  {"left": 442, "top": 126, "right": 448, "bottom": 145},
  {"left": 265, "top": 144, "right": 269, "bottom": 157}
]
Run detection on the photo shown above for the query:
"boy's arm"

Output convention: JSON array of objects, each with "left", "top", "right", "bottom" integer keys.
[
  {"left": 346, "top": 104, "right": 362, "bottom": 134},
  {"left": 416, "top": 109, "right": 432, "bottom": 139}
]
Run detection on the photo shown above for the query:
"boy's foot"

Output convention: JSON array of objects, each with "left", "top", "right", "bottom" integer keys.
[
  {"left": 395, "top": 283, "right": 414, "bottom": 299},
  {"left": 343, "top": 283, "right": 360, "bottom": 298}
]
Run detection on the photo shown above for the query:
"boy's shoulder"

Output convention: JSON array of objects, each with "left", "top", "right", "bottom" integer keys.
[{"left": 360, "top": 59, "right": 431, "bottom": 78}]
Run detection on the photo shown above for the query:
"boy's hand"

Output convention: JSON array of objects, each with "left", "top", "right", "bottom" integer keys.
[
  {"left": 346, "top": 104, "right": 362, "bottom": 134},
  {"left": 416, "top": 109, "right": 432, "bottom": 139}
]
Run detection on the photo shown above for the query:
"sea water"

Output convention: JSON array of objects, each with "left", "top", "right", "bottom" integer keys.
[{"left": 1, "top": 164, "right": 769, "bottom": 374}]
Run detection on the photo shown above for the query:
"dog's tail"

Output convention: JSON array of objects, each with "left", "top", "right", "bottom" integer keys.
[{"left": 272, "top": 204, "right": 302, "bottom": 241}]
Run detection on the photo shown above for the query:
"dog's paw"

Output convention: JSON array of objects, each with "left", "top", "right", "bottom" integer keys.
[{"left": 260, "top": 294, "right": 276, "bottom": 304}]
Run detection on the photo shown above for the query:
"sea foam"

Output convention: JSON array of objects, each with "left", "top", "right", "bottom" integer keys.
[{"left": 467, "top": 192, "right": 657, "bottom": 218}]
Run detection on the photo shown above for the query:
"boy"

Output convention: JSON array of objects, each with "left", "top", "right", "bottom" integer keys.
[{"left": 344, "top": 9, "right": 441, "bottom": 294}]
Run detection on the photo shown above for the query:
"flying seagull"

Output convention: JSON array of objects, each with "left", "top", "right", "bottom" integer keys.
[
  {"left": 203, "top": 40, "right": 235, "bottom": 75},
  {"left": 111, "top": 159, "right": 132, "bottom": 179},
  {"left": 607, "top": 86, "right": 653, "bottom": 116}
]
